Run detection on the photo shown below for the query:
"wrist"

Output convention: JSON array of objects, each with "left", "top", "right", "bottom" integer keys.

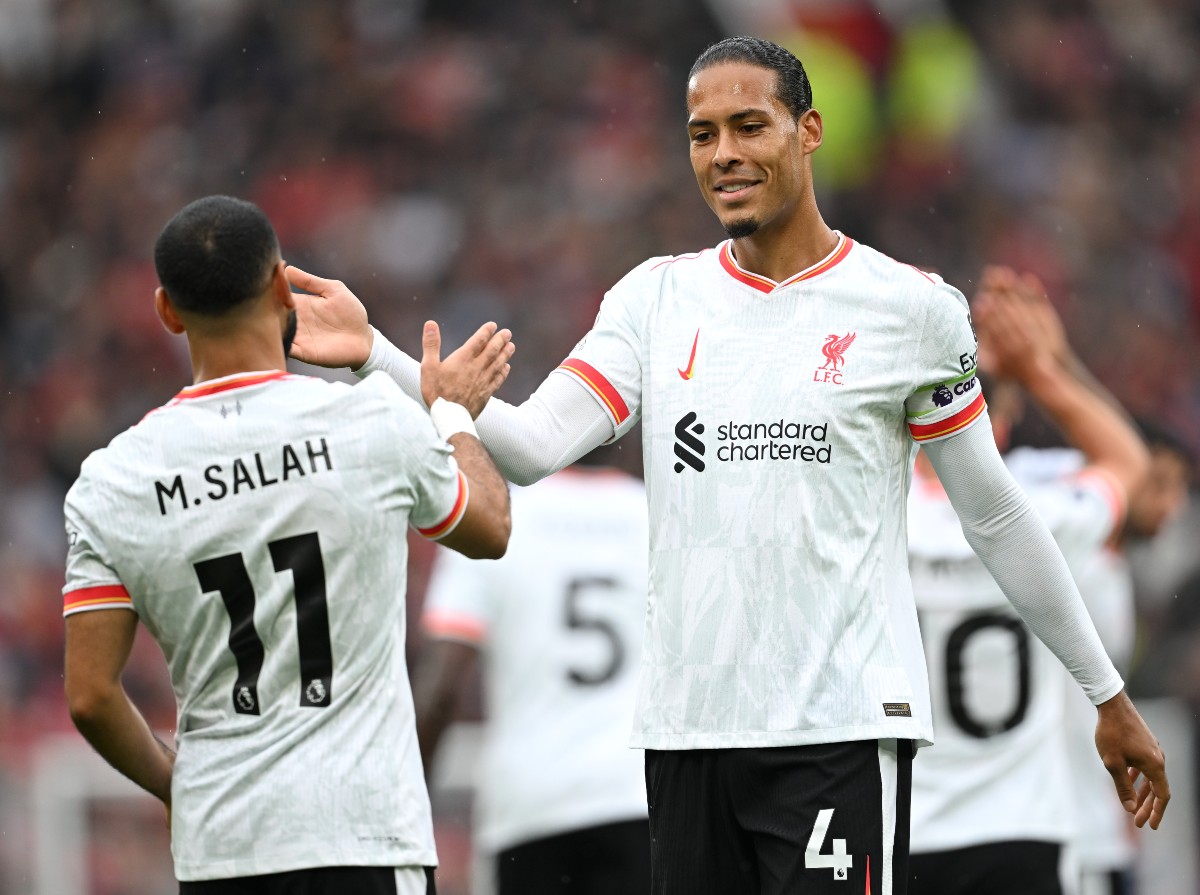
[
  {"left": 350, "top": 326, "right": 377, "bottom": 375},
  {"left": 430, "top": 398, "right": 478, "bottom": 441}
]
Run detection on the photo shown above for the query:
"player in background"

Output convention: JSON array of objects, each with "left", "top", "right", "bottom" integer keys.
[
  {"left": 907, "top": 267, "right": 1149, "bottom": 895},
  {"left": 414, "top": 441, "right": 650, "bottom": 895},
  {"left": 61, "top": 196, "right": 514, "bottom": 895},
  {"left": 1007, "top": 427, "right": 1192, "bottom": 889},
  {"left": 285, "top": 37, "right": 1168, "bottom": 895}
]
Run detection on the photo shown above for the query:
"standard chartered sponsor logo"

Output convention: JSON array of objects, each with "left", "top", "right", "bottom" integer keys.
[
  {"left": 716, "top": 419, "right": 832, "bottom": 463},
  {"left": 673, "top": 413, "right": 833, "bottom": 470}
]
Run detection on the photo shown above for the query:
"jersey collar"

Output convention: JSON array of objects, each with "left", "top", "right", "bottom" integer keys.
[
  {"left": 719, "top": 232, "right": 853, "bottom": 294},
  {"left": 173, "top": 370, "right": 293, "bottom": 401}
]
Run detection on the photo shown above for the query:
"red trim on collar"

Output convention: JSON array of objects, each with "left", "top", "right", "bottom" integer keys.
[{"left": 718, "top": 234, "right": 854, "bottom": 294}]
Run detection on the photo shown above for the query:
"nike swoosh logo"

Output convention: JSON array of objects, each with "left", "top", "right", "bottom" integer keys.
[{"left": 678, "top": 329, "right": 699, "bottom": 380}]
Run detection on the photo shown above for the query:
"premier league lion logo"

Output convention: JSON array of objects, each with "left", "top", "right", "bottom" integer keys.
[{"left": 931, "top": 384, "right": 954, "bottom": 408}]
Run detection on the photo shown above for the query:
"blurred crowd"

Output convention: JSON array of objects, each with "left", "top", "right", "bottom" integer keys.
[{"left": 1, "top": 0, "right": 1200, "bottom": 891}]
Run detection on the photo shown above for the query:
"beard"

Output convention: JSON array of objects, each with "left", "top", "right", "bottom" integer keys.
[
  {"left": 282, "top": 309, "right": 298, "bottom": 356},
  {"left": 723, "top": 217, "right": 759, "bottom": 239}
]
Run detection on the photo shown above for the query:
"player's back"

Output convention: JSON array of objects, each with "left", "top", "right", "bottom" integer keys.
[
  {"left": 64, "top": 370, "right": 454, "bottom": 879},
  {"left": 424, "top": 467, "right": 649, "bottom": 852}
]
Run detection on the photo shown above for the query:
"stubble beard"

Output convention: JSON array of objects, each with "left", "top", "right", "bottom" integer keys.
[{"left": 282, "top": 309, "right": 298, "bottom": 356}]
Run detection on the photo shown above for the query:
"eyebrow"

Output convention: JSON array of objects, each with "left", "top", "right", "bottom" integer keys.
[{"left": 686, "top": 108, "right": 768, "bottom": 129}]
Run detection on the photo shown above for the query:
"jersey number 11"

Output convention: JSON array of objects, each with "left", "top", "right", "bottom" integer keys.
[{"left": 193, "top": 531, "right": 333, "bottom": 715}]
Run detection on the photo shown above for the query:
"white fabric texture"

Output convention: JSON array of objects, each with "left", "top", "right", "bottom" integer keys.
[
  {"left": 924, "top": 418, "right": 1123, "bottom": 705},
  {"left": 356, "top": 327, "right": 613, "bottom": 485}
]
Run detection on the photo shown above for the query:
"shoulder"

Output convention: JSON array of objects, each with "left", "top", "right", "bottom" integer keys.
[
  {"left": 846, "top": 239, "right": 967, "bottom": 308},
  {"left": 613, "top": 246, "right": 720, "bottom": 292}
]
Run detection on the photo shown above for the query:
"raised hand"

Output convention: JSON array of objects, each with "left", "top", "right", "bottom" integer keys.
[
  {"left": 421, "top": 320, "right": 515, "bottom": 418},
  {"left": 286, "top": 265, "right": 374, "bottom": 369},
  {"left": 972, "top": 265, "right": 1062, "bottom": 386}
]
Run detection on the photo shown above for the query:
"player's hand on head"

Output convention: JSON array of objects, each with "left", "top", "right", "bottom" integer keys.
[
  {"left": 420, "top": 320, "right": 515, "bottom": 417},
  {"left": 286, "top": 265, "right": 374, "bottom": 369},
  {"left": 1094, "top": 690, "right": 1170, "bottom": 830}
]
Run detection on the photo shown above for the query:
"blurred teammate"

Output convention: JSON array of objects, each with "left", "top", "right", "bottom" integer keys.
[
  {"left": 415, "top": 444, "right": 649, "bottom": 895},
  {"left": 61, "top": 196, "right": 514, "bottom": 895},
  {"left": 287, "top": 37, "right": 1168, "bottom": 895},
  {"left": 1011, "top": 429, "right": 1192, "bottom": 895},
  {"left": 907, "top": 268, "right": 1149, "bottom": 895}
]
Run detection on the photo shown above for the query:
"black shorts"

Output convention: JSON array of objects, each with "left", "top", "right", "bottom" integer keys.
[
  {"left": 496, "top": 818, "right": 651, "bottom": 895},
  {"left": 645, "top": 739, "right": 913, "bottom": 895},
  {"left": 909, "top": 841, "right": 1062, "bottom": 895},
  {"left": 179, "top": 866, "right": 436, "bottom": 895}
]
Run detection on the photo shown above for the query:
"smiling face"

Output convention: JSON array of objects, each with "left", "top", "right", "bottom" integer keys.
[{"left": 686, "top": 61, "right": 820, "bottom": 240}]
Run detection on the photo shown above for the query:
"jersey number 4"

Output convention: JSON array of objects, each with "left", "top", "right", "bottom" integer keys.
[
  {"left": 805, "top": 808, "right": 854, "bottom": 880},
  {"left": 193, "top": 532, "right": 332, "bottom": 715}
]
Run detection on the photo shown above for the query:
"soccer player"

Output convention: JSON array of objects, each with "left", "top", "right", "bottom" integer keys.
[
  {"left": 61, "top": 195, "right": 515, "bottom": 895},
  {"left": 415, "top": 445, "right": 650, "bottom": 895},
  {"left": 907, "top": 267, "right": 1150, "bottom": 895},
  {"left": 286, "top": 37, "right": 1169, "bottom": 895}
]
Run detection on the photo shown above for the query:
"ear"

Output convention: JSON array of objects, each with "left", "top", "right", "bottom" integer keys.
[
  {"left": 154, "top": 287, "right": 186, "bottom": 335},
  {"left": 271, "top": 259, "right": 294, "bottom": 311},
  {"left": 799, "top": 108, "right": 823, "bottom": 153}
]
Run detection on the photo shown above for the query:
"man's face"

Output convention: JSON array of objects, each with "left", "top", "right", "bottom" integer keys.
[
  {"left": 1127, "top": 447, "right": 1192, "bottom": 538},
  {"left": 686, "top": 62, "right": 808, "bottom": 239}
]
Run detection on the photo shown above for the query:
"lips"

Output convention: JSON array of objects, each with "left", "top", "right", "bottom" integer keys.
[{"left": 713, "top": 181, "right": 759, "bottom": 200}]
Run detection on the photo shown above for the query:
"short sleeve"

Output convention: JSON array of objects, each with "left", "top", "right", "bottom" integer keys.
[
  {"left": 421, "top": 545, "right": 494, "bottom": 646},
  {"left": 361, "top": 372, "right": 471, "bottom": 541},
  {"left": 554, "top": 262, "right": 653, "bottom": 439},
  {"left": 62, "top": 480, "right": 134, "bottom": 617},
  {"left": 904, "top": 280, "right": 987, "bottom": 443}
]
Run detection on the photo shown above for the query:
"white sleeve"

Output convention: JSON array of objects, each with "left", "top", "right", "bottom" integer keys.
[
  {"left": 356, "top": 327, "right": 614, "bottom": 486},
  {"left": 421, "top": 546, "right": 494, "bottom": 647},
  {"left": 923, "top": 414, "right": 1124, "bottom": 705}
]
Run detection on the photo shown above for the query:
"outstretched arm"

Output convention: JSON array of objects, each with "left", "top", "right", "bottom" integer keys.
[
  {"left": 925, "top": 420, "right": 1169, "bottom": 829},
  {"left": 288, "top": 266, "right": 615, "bottom": 485}
]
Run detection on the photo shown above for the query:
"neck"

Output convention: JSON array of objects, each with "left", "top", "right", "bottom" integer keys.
[
  {"left": 186, "top": 316, "right": 288, "bottom": 385},
  {"left": 730, "top": 204, "right": 837, "bottom": 284}
]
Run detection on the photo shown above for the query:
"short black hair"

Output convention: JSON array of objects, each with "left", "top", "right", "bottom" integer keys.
[
  {"left": 154, "top": 195, "right": 280, "bottom": 316},
  {"left": 688, "top": 36, "right": 813, "bottom": 120}
]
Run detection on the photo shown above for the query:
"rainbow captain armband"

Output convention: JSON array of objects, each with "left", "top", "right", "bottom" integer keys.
[
  {"left": 63, "top": 584, "right": 134, "bottom": 617},
  {"left": 907, "top": 392, "right": 987, "bottom": 443}
]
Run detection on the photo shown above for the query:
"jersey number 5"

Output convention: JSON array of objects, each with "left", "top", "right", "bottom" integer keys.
[
  {"left": 193, "top": 532, "right": 333, "bottom": 715},
  {"left": 563, "top": 576, "right": 625, "bottom": 686}
]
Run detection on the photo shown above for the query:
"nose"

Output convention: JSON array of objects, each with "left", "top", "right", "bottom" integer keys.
[{"left": 713, "top": 128, "right": 741, "bottom": 169}]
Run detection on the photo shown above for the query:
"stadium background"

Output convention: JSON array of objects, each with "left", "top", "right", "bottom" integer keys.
[{"left": 1, "top": 0, "right": 1199, "bottom": 892}]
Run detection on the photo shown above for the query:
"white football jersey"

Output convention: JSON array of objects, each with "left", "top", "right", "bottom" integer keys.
[
  {"left": 423, "top": 467, "right": 649, "bottom": 853},
  {"left": 557, "top": 234, "right": 985, "bottom": 748},
  {"left": 907, "top": 458, "right": 1123, "bottom": 852},
  {"left": 63, "top": 370, "right": 468, "bottom": 881}
]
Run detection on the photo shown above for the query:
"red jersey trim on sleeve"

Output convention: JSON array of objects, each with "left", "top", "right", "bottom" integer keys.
[
  {"left": 423, "top": 610, "right": 487, "bottom": 645},
  {"left": 557, "top": 358, "right": 631, "bottom": 426},
  {"left": 63, "top": 584, "right": 134, "bottom": 617},
  {"left": 417, "top": 470, "right": 469, "bottom": 540},
  {"left": 1076, "top": 466, "right": 1127, "bottom": 532},
  {"left": 908, "top": 393, "right": 987, "bottom": 442}
]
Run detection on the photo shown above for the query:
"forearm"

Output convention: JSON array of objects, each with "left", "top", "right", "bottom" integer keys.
[
  {"left": 1020, "top": 357, "right": 1148, "bottom": 497},
  {"left": 70, "top": 687, "right": 175, "bottom": 803},
  {"left": 360, "top": 326, "right": 614, "bottom": 485},
  {"left": 925, "top": 419, "right": 1123, "bottom": 703}
]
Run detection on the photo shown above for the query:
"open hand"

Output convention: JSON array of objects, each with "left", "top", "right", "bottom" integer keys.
[
  {"left": 1095, "top": 690, "right": 1169, "bottom": 829},
  {"left": 973, "top": 266, "right": 1064, "bottom": 385},
  {"left": 421, "top": 320, "right": 515, "bottom": 418},
  {"left": 286, "top": 265, "right": 374, "bottom": 369}
]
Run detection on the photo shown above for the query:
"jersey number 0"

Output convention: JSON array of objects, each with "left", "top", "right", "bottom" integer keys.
[{"left": 193, "top": 532, "right": 333, "bottom": 715}]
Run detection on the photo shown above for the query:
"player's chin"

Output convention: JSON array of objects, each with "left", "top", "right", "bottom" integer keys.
[{"left": 721, "top": 215, "right": 760, "bottom": 240}]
